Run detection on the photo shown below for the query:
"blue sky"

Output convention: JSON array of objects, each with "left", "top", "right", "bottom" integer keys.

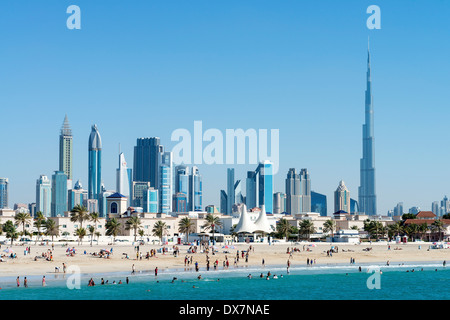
[{"left": 1, "top": 0, "right": 450, "bottom": 215}]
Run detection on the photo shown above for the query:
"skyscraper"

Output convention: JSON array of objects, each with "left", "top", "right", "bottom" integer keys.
[
  {"left": 359, "top": 43, "right": 377, "bottom": 216},
  {"left": 116, "top": 151, "right": 132, "bottom": 203},
  {"left": 189, "top": 166, "right": 202, "bottom": 211},
  {"left": 273, "top": 192, "right": 286, "bottom": 214},
  {"left": 285, "top": 168, "right": 311, "bottom": 214},
  {"left": 59, "top": 115, "right": 73, "bottom": 188},
  {"left": 245, "top": 171, "right": 257, "bottom": 209},
  {"left": 0, "top": 178, "right": 8, "bottom": 209},
  {"left": 393, "top": 202, "right": 404, "bottom": 217},
  {"left": 226, "top": 168, "right": 235, "bottom": 215},
  {"left": 311, "top": 191, "right": 327, "bottom": 217},
  {"left": 334, "top": 180, "right": 350, "bottom": 213},
  {"left": 88, "top": 124, "right": 102, "bottom": 200},
  {"left": 258, "top": 160, "right": 273, "bottom": 214},
  {"left": 68, "top": 180, "right": 87, "bottom": 212},
  {"left": 51, "top": 171, "right": 68, "bottom": 217},
  {"left": 159, "top": 164, "right": 171, "bottom": 214},
  {"left": 160, "top": 151, "right": 173, "bottom": 212},
  {"left": 143, "top": 188, "right": 159, "bottom": 213},
  {"left": 133, "top": 137, "right": 163, "bottom": 188},
  {"left": 220, "top": 190, "right": 227, "bottom": 214},
  {"left": 36, "top": 175, "right": 52, "bottom": 217}
]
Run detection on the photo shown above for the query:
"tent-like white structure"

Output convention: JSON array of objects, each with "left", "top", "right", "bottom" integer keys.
[
  {"left": 234, "top": 204, "right": 256, "bottom": 234},
  {"left": 253, "top": 205, "right": 272, "bottom": 234}
]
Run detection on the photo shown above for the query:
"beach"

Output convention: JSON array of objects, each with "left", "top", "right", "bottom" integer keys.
[{"left": 0, "top": 240, "right": 448, "bottom": 278}]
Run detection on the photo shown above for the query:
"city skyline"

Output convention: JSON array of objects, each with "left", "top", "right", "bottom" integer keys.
[{"left": 1, "top": 1, "right": 450, "bottom": 215}]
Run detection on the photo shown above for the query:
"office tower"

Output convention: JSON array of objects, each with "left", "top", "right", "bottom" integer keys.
[
  {"left": 59, "top": 115, "right": 73, "bottom": 189},
  {"left": 68, "top": 180, "right": 87, "bottom": 212},
  {"left": 116, "top": 151, "right": 132, "bottom": 203},
  {"left": 36, "top": 175, "right": 51, "bottom": 216},
  {"left": 0, "top": 178, "right": 8, "bottom": 209},
  {"left": 334, "top": 180, "right": 350, "bottom": 213},
  {"left": 350, "top": 198, "right": 359, "bottom": 214},
  {"left": 311, "top": 191, "right": 327, "bottom": 217},
  {"left": 133, "top": 137, "right": 163, "bottom": 188},
  {"left": 173, "top": 192, "right": 188, "bottom": 212},
  {"left": 159, "top": 165, "right": 171, "bottom": 214},
  {"left": 88, "top": 124, "right": 102, "bottom": 200},
  {"left": 28, "top": 203, "right": 36, "bottom": 217},
  {"left": 99, "top": 186, "right": 114, "bottom": 217},
  {"left": 432, "top": 201, "right": 440, "bottom": 217},
  {"left": 132, "top": 181, "right": 151, "bottom": 208},
  {"left": 159, "top": 151, "right": 173, "bottom": 212},
  {"left": 285, "top": 168, "right": 310, "bottom": 214},
  {"left": 220, "top": 190, "right": 228, "bottom": 214},
  {"left": 246, "top": 171, "right": 257, "bottom": 209},
  {"left": 189, "top": 166, "right": 202, "bottom": 211},
  {"left": 409, "top": 206, "right": 420, "bottom": 215},
  {"left": 226, "top": 168, "right": 235, "bottom": 215},
  {"left": 51, "top": 171, "right": 68, "bottom": 217},
  {"left": 393, "top": 202, "right": 404, "bottom": 217},
  {"left": 143, "top": 188, "right": 159, "bottom": 213},
  {"left": 359, "top": 43, "right": 377, "bottom": 216},
  {"left": 175, "top": 165, "right": 189, "bottom": 195},
  {"left": 273, "top": 192, "right": 286, "bottom": 214},
  {"left": 258, "top": 160, "right": 274, "bottom": 214},
  {"left": 234, "top": 180, "right": 243, "bottom": 205},
  {"left": 440, "top": 196, "right": 450, "bottom": 216}
]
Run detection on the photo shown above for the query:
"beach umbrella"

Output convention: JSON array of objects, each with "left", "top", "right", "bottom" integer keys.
[{"left": 3, "top": 248, "right": 13, "bottom": 253}]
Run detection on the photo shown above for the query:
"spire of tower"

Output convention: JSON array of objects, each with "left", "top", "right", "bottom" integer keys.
[{"left": 61, "top": 114, "right": 72, "bottom": 136}]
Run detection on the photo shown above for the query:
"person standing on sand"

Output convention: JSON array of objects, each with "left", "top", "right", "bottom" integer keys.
[{"left": 131, "top": 264, "right": 136, "bottom": 275}]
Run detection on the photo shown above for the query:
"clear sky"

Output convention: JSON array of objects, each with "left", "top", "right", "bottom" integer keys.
[{"left": 1, "top": 0, "right": 450, "bottom": 215}]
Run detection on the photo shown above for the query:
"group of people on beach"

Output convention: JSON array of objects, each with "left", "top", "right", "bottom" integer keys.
[{"left": 15, "top": 275, "right": 46, "bottom": 288}]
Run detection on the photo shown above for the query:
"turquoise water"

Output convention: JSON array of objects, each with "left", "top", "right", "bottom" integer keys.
[{"left": 1, "top": 262, "right": 449, "bottom": 300}]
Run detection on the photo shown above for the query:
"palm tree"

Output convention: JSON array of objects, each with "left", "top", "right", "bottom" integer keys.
[
  {"left": 388, "top": 221, "right": 403, "bottom": 239},
  {"left": 406, "top": 223, "right": 419, "bottom": 241},
  {"left": 89, "top": 212, "right": 101, "bottom": 234},
  {"left": 152, "top": 220, "right": 168, "bottom": 244},
  {"left": 364, "top": 220, "right": 383, "bottom": 241},
  {"left": 298, "top": 219, "right": 316, "bottom": 241},
  {"left": 323, "top": 219, "right": 336, "bottom": 239},
  {"left": 418, "top": 223, "right": 428, "bottom": 241},
  {"left": 44, "top": 219, "right": 59, "bottom": 242},
  {"left": 276, "top": 218, "right": 292, "bottom": 241},
  {"left": 75, "top": 227, "right": 87, "bottom": 245},
  {"left": 14, "top": 212, "right": 32, "bottom": 237},
  {"left": 95, "top": 231, "right": 101, "bottom": 243},
  {"left": 3, "top": 220, "right": 18, "bottom": 245},
  {"left": 178, "top": 217, "right": 195, "bottom": 243},
  {"left": 431, "top": 220, "right": 444, "bottom": 241},
  {"left": 202, "top": 214, "right": 223, "bottom": 243},
  {"left": 70, "top": 204, "right": 89, "bottom": 228},
  {"left": 105, "top": 218, "right": 121, "bottom": 243},
  {"left": 138, "top": 229, "right": 145, "bottom": 239},
  {"left": 351, "top": 225, "right": 359, "bottom": 231},
  {"left": 34, "top": 211, "right": 46, "bottom": 243},
  {"left": 88, "top": 225, "right": 95, "bottom": 246},
  {"left": 125, "top": 216, "right": 142, "bottom": 242}
]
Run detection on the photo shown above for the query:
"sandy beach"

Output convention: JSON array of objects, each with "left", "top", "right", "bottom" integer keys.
[{"left": 0, "top": 240, "right": 449, "bottom": 278}]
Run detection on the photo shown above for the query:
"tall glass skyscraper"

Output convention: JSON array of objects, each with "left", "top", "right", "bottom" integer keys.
[
  {"left": 245, "top": 171, "right": 257, "bottom": 209},
  {"left": 59, "top": 115, "right": 73, "bottom": 186},
  {"left": 133, "top": 137, "right": 163, "bottom": 188},
  {"left": 335, "top": 180, "right": 350, "bottom": 213},
  {"left": 226, "top": 168, "right": 235, "bottom": 215},
  {"left": 88, "top": 124, "right": 102, "bottom": 200},
  {"left": 159, "top": 164, "right": 171, "bottom": 214},
  {"left": 116, "top": 151, "right": 132, "bottom": 203},
  {"left": 36, "top": 175, "right": 51, "bottom": 217},
  {"left": 51, "top": 171, "right": 68, "bottom": 217},
  {"left": 359, "top": 43, "right": 377, "bottom": 216},
  {"left": 285, "top": 168, "right": 311, "bottom": 214},
  {"left": 311, "top": 191, "right": 327, "bottom": 217},
  {"left": 189, "top": 166, "right": 202, "bottom": 211},
  {"left": 143, "top": 188, "right": 159, "bottom": 213},
  {"left": 258, "top": 160, "right": 273, "bottom": 214},
  {"left": 0, "top": 178, "right": 9, "bottom": 209}
]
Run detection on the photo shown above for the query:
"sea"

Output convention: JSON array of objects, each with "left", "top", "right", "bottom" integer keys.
[{"left": 0, "top": 261, "right": 449, "bottom": 300}]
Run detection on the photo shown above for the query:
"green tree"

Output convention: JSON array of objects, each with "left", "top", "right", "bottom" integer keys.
[
  {"left": 89, "top": 212, "right": 101, "bottom": 233},
  {"left": 323, "top": 219, "right": 336, "bottom": 238},
  {"left": 276, "top": 218, "right": 293, "bottom": 241},
  {"left": 70, "top": 205, "right": 90, "bottom": 228},
  {"left": 14, "top": 212, "right": 32, "bottom": 236},
  {"left": 105, "top": 218, "right": 121, "bottom": 243},
  {"left": 88, "top": 225, "right": 95, "bottom": 246},
  {"left": 125, "top": 216, "right": 142, "bottom": 242},
  {"left": 431, "top": 220, "right": 444, "bottom": 241},
  {"left": 34, "top": 211, "right": 46, "bottom": 243},
  {"left": 44, "top": 219, "right": 59, "bottom": 242},
  {"left": 178, "top": 217, "right": 195, "bottom": 243},
  {"left": 75, "top": 227, "right": 87, "bottom": 245},
  {"left": 202, "top": 214, "right": 223, "bottom": 243},
  {"left": 298, "top": 219, "right": 316, "bottom": 241},
  {"left": 364, "top": 220, "right": 384, "bottom": 241},
  {"left": 3, "top": 220, "right": 18, "bottom": 245},
  {"left": 402, "top": 213, "right": 416, "bottom": 221},
  {"left": 418, "top": 223, "right": 428, "bottom": 241},
  {"left": 152, "top": 220, "right": 168, "bottom": 243}
]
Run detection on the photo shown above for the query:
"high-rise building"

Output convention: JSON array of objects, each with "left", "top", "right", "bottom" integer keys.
[
  {"left": 88, "top": 124, "right": 102, "bottom": 201},
  {"left": 285, "top": 168, "right": 311, "bottom": 214},
  {"left": 359, "top": 43, "right": 377, "bottom": 216},
  {"left": 175, "top": 165, "right": 189, "bottom": 195},
  {"left": 273, "top": 192, "right": 286, "bottom": 214},
  {"left": 173, "top": 192, "right": 188, "bottom": 212},
  {"left": 159, "top": 164, "right": 171, "bottom": 214},
  {"left": 245, "top": 171, "right": 257, "bottom": 209},
  {"left": 189, "top": 166, "right": 202, "bottom": 211},
  {"left": 226, "top": 168, "right": 235, "bottom": 215},
  {"left": 68, "top": 180, "right": 87, "bottom": 212},
  {"left": 220, "top": 190, "right": 227, "bottom": 214},
  {"left": 159, "top": 151, "right": 173, "bottom": 212},
  {"left": 334, "top": 180, "right": 350, "bottom": 213},
  {"left": 234, "top": 180, "right": 243, "bottom": 205},
  {"left": 311, "top": 191, "right": 327, "bottom": 217},
  {"left": 258, "top": 160, "right": 273, "bottom": 214},
  {"left": 133, "top": 137, "right": 163, "bottom": 188},
  {"left": 350, "top": 198, "right": 359, "bottom": 214},
  {"left": 440, "top": 196, "right": 450, "bottom": 216},
  {"left": 132, "top": 181, "right": 151, "bottom": 208},
  {"left": 116, "top": 151, "right": 132, "bottom": 204},
  {"left": 36, "top": 175, "right": 51, "bottom": 217},
  {"left": 409, "top": 206, "right": 421, "bottom": 215},
  {"left": 0, "top": 178, "right": 8, "bottom": 209},
  {"left": 59, "top": 115, "right": 73, "bottom": 189},
  {"left": 143, "top": 188, "right": 159, "bottom": 213},
  {"left": 51, "top": 171, "right": 68, "bottom": 217},
  {"left": 393, "top": 202, "right": 404, "bottom": 217},
  {"left": 432, "top": 201, "right": 440, "bottom": 217}
]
